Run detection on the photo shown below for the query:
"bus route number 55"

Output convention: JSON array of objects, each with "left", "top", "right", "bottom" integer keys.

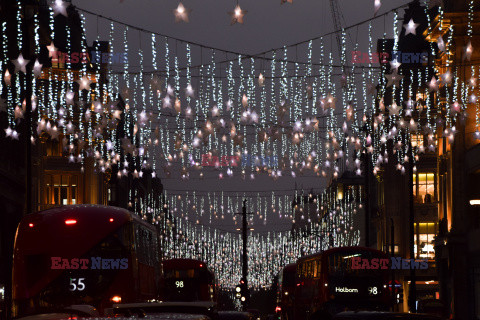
[{"left": 69, "top": 278, "right": 86, "bottom": 291}]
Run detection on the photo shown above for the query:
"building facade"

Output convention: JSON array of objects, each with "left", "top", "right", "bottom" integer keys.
[
  {"left": 423, "top": 1, "right": 480, "bottom": 318},
  {"left": 0, "top": 1, "right": 163, "bottom": 318}
]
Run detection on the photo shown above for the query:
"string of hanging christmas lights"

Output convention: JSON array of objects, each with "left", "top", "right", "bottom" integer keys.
[
  {"left": 2, "top": 0, "right": 476, "bottom": 204},
  {"left": 156, "top": 183, "right": 363, "bottom": 289}
]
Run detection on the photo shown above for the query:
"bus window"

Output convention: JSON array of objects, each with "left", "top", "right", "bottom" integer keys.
[
  {"left": 284, "top": 269, "right": 295, "bottom": 287},
  {"left": 328, "top": 250, "right": 385, "bottom": 276},
  {"left": 309, "top": 260, "right": 315, "bottom": 278},
  {"left": 313, "top": 260, "right": 318, "bottom": 278}
]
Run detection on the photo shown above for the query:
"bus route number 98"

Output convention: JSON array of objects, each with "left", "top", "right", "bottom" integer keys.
[
  {"left": 175, "top": 280, "right": 184, "bottom": 288},
  {"left": 368, "top": 286, "right": 378, "bottom": 295}
]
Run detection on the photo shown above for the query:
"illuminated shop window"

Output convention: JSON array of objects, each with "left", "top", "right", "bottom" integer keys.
[
  {"left": 413, "top": 172, "right": 436, "bottom": 203},
  {"left": 45, "top": 174, "right": 78, "bottom": 205},
  {"left": 411, "top": 134, "right": 424, "bottom": 148},
  {"left": 414, "top": 222, "right": 436, "bottom": 260}
]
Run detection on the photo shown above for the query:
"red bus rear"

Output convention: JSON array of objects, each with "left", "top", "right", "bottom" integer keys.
[
  {"left": 160, "top": 259, "right": 217, "bottom": 303},
  {"left": 12, "top": 205, "right": 161, "bottom": 317},
  {"left": 294, "top": 247, "right": 391, "bottom": 320},
  {"left": 276, "top": 263, "right": 296, "bottom": 320}
]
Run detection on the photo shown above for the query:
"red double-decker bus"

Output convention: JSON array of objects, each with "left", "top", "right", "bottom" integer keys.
[
  {"left": 276, "top": 263, "right": 296, "bottom": 320},
  {"left": 12, "top": 205, "right": 161, "bottom": 318},
  {"left": 294, "top": 247, "right": 391, "bottom": 320},
  {"left": 160, "top": 259, "right": 217, "bottom": 303}
]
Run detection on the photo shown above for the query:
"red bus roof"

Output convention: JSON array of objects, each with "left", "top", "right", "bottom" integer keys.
[
  {"left": 162, "top": 258, "right": 209, "bottom": 269},
  {"left": 15, "top": 204, "right": 159, "bottom": 254},
  {"left": 283, "top": 263, "right": 297, "bottom": 273},
  {"left": 161, "top": 259, "right": 215, "bottom": 277},
  {"left": 297, "top": 246, "right": 388, "bottom": 263}
]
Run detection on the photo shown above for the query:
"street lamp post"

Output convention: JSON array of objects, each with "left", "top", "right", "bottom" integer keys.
[{"left": 235, "top": 199, "right": 253, "bottom": 310}]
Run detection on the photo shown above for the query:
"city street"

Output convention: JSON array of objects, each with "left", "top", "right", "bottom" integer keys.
[{"left": 0, "top": 0, "right": 480, "bottom": 319}]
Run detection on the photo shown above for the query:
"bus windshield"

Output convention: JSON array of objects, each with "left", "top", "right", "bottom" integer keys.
[
  {"left": 162, "top": 267, "right": 214, "bottom": 302},
  {"left": 164, "top": 268, "right": 212, "bottom": 281},
  {"left": 283, "top": 270, "right": 295, "bottom": 287},
  {"left": 328, "top": 250, "right": 387, "bottom": 276},
  {"left": 18, "top": 226, "right": 129, "bottom": 315}
]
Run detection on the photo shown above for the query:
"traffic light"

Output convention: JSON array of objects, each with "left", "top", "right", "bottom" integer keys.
[
  {"left": 235, "top": 284, "right": 242, "bottom": 299},
  {"left": 235, "top": 279, "right": 249, "bottom": 304},
  {"left": 397, "top": 288, "right": 404, "bottom": 304}
]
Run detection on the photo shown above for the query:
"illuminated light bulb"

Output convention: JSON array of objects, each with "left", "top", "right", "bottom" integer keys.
[
  {"left": 33, "top": 60, "right": 43, "bottom": 78},
  {"left": 437, "top": 36, "right": 445, "bottom": 52},
  {"left": 52, "top": 0, "right": 68, "bottom": 17},
  {"left": 47, "top": 42, "right": 58, "bottom": 58},
  {"left": 173, "top": 3, "right": 190, "bottom": 23},
  {"left": 464, "top": 41, "right": 473, "bottom": 61},
  {"left": 374, "top": 0, "right": 381, "bottom": 16},
  {"left": 470, "top": 77, "right": 477, "bottom": 87},
  {"left": 258, "top": 73, "right": 265, "bottom": 87},
  {"left": 441, "top": 71, "right": 452, "bottom": 84},
  {"left": 403, "top": 18, "right": 419, "bottom": 36},
  {"left": 390, "top": 58, "right": 401, "bottom": 70},
  {"left": 450, "top": 101, "right": 461, "bottom": 113},
  {"left": 76, "top": 76, "right": 92, "bottom": 91},
  {"left": 66, "top": 91, "right": 75, "bottom": 105},
  {"left": 211, "top": 105, "right": 219, "bottom": 117},
  {"left": 163, "top": 95, "right": 172, "bottom": 109},
  {"left": 469, "top": 94, "right": 477, "bottom": 104},
  {"left": 12, "top": 53, "right": 30, "bottom": 74},
  {"left": 242, "top": 94, "right": 248, "bottom": 107},
  {"left": 229, "top": 5, "right": 247, "bottom": 25},
  {"left": 177, "top": 3, "right": 185, "bottom": 13},
  {"left": 4, "top": 69, "right": 11, "bottom": 86}
]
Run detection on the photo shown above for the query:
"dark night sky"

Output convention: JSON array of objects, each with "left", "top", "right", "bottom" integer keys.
[{"left": 76, "top": 0, "right": 410, "bottom": 58}]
